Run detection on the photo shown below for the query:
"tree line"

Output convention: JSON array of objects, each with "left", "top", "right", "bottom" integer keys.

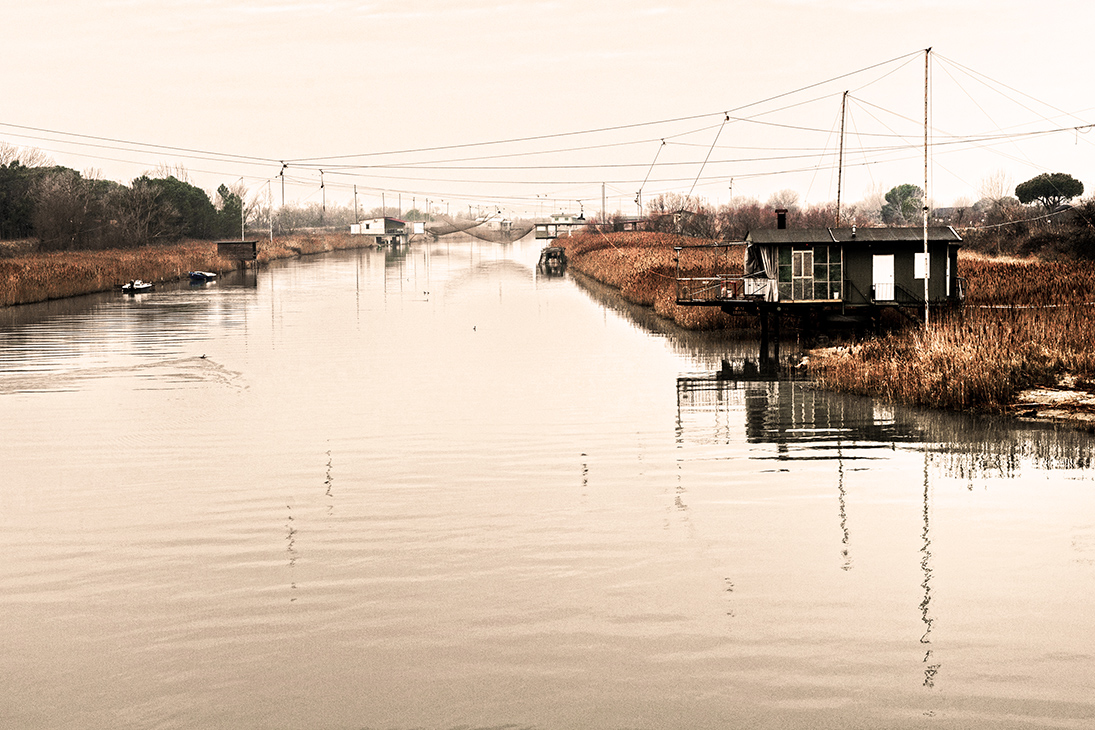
[
  {"left": 0, "top": 144, "right": 474, "bottom": 251},
  {"left": 0, "top": 160, "right": 250, "bottom": 251}
]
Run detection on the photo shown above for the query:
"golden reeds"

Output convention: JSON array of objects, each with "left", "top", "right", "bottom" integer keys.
[
  {"left": 0, "top": 232, "right": 374, "bottom": 307},
  {"left": 810, "top": 251, "right": 1095, "bottom": 413},
  {"left": 560, "top": 231, "right": 749, "bottom": 330}
]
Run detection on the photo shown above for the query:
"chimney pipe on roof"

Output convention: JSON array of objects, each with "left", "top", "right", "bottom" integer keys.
[{"left": 776, "top": 208, "right": 788, "bottom": 229}]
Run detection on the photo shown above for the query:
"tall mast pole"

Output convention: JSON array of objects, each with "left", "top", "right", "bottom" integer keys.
[
  {"left": 923, "top": 48, "right": 931, "bottom": 327},
  {"left": 836, "top": 90, "right": 848, "bottom": 227},
  {"left": 240, "top": 178, "right": 245, "bottom": 241}
]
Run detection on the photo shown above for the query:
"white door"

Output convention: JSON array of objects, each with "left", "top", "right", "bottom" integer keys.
[{"left": 873, "top": 254, "right": 895, "bottom": 301}]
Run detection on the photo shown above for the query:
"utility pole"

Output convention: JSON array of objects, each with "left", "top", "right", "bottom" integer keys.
[
  {"left": 836, "top": 91, "right": 848, "bottom": 227},
  {"left": 923, "top": 47, "right": 931, "bottom": 327},
  {"left": 279, "top": 162, "right": 286, "bottom": 237},
  {"left": 320, "top": 170, "right": 325, "bottom": 227},
  {"left": 354, "top": 185, "right": 359, "bottom": 223},
  {"left": 268, "top": 179, "right": 273, "bottom": 245},
  {"left": 239, "top": 177, "right": 245, "bottom": 241},
  {"left": 602, "top": 182, "right": 606, "bottom": 225}
]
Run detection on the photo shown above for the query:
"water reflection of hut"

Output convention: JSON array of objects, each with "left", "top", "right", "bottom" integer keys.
[
  {"left": 675, "top": 374, "right": 1095, "bottom": 475},
  {"left": 676, "top": 377, "right": 924, "bottom": 454}
]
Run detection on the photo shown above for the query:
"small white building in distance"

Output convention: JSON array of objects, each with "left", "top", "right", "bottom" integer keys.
[{"left": 350, "top": 217, "right": 407, "bottom": 246}]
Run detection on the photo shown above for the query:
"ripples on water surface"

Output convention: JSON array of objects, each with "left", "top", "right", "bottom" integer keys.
[{"left": 1, "top": 239, "right": 1093, "bottom": 730}]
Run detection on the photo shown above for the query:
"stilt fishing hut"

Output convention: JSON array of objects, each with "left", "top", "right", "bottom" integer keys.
[{"left": 675, "top": 214, "right": 965, "bottom": 360}]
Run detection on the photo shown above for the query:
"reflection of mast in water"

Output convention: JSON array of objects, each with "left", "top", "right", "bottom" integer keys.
[
  {"left": 325, "top": 448, "right": 335, "bottom": 516},
  {"left": 920, "top": 447, "right": 940, "bottom": 688},
  {"left": 837, "top": 440, "right": 852, "bottom": 571},
  {"left": 287, "top": 502, "right": 298, "bottom": 601}
]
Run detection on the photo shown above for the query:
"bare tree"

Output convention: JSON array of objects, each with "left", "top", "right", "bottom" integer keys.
[
  {"left": 0, "top": 142, "right": 53, "bottom": 168},
  {"left": 108, "top": 178, "right": 177, "bottom": 246},
  {"left": 855, "top": 182, "right": 886, "bottom": 225},
  {"left": 150, "top": 161, "right": 192, "bottom": 183},
  {"left": 766, "top": 189, "right": 800, "bottom": 211},
  {"left": 978, "top": 169, "right": 1013, "bottom": 205},
  {"left": 33, "top": 169, "right": 97, "bottom": 250}
]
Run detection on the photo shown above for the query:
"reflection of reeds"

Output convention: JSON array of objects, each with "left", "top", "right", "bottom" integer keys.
[
  {"left": 560, "top": 231, "right": 748, "bottom": 330},
  {"left": 810, "top": 251, "right": 1095, "bottom": 413},
  {"left": 0, "top": 233, "right": 371, "bottom": 307}
]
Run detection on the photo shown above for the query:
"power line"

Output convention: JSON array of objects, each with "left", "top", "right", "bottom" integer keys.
[
  {"left": 282, "top": 50, "right": 927, "bottom": 165},
  {"left": 0, "top": 121, "right": 278, "bottom": 165}
]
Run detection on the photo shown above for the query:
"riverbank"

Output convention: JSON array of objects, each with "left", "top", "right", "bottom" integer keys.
[
  {"left": 559, "top": 231, "right": 1095, "bottom": 430},
  {"left": 0, "top": 232, "right": 372, "bottom": 307}
]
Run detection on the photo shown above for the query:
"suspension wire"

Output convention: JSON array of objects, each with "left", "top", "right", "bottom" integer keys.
[
  {"left": 0, "top": 121, "right": 277, "bottom": 164},
  {"left": 285, "top": 50, "right": 927, "bottom": 164},
  {"left": 636, "top": 139, "right": 666, "bottom": 211},
  {"left": 313, "top": 122, "right": 726, "bottom": 171},
  {"left": 687, "top": 114, "right": 729, "bottom": 200},
  {"left": 934, "top": 53, "right": 1091, "bottom": 129}
]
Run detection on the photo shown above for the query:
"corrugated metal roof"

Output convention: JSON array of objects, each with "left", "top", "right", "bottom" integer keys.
[{"left": 747, "top": 226, "right": 961, "bottom": 245}]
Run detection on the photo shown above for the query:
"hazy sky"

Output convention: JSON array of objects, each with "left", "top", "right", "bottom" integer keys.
[{"left": 3, "top": 0, "right": 1093, "bottom": 217}]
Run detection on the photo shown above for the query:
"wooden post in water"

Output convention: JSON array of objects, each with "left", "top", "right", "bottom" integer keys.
[
  {"left": 772, "top": 308, "right": 781, "bottom": 367},
  {"left": 759, "top": 308, "right": 770, "bottom": 367}
]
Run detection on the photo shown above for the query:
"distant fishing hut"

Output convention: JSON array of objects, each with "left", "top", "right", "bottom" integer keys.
[
  {"left": 217, "top": 240, "right": 259, "bottom": 269},
  {"left": 675, "top": 211, "right": 965, "bottom": 361},
  {"left": 534, "top": 212, "right": 586, "bottom": 242},
  {"left": 351, "top": 217, "right": 407, "bottom": 246}
]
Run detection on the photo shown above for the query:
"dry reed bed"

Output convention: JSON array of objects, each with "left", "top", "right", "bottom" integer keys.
[
  {"left": 0, "top": 232, "right": 369, "bottom": 307},
  {"left": 810, "top": 252, "right": 1095, "bottom": 413},
  {"left": 561, "top": 231, "right": 748, "bottom": 330}
]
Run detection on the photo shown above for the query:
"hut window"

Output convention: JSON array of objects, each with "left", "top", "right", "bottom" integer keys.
[
  {"left": 810, "top": 244, "right": 842, "bottom": 299},
  {"left": 915, "top": 252, "right": 929, "bottom": 279},
  {"left": 792, "top": 250, "right": 813, "bottom": 300}
]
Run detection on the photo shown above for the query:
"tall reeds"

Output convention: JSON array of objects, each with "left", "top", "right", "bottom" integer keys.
[
  {"left": 560, "top": 231, "right": 749, "bottom": 329},
  {"left": 810, "top": 251, "right": 1095, "bottom": 412},
  {"left": 0, "top": 232, "right": 373, "bottom": 307}
]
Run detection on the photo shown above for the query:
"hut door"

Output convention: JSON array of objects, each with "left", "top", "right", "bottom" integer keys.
[{"left": 873, "top": 254, "right": 895, "bottom": 301}]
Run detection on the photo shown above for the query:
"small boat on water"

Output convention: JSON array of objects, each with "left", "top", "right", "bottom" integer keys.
[
  {"left": 188, "top": 271, "right": 217, "bottom": 283},
  {"left": 121, "top": 279, "right": 153, "bottom": 294},
  {"left": 537, "top": 246, "right": 568, "bottom": 275}
]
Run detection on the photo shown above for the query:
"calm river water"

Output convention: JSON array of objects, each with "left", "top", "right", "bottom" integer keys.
[{"left": 2, "top": 238, "right": 1094, "bottom": 730}]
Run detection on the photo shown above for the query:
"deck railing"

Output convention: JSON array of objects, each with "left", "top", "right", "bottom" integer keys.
[{"left": 676, "top": 276, "right": 752, "bottom": 302}]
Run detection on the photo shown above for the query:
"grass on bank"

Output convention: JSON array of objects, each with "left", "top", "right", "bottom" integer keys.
[
  {"left": 560, "top": 232, "right": 1095, "bottom": 415},
  {"left": 0, "top": 232, "right": 368, "bottom": 307}
]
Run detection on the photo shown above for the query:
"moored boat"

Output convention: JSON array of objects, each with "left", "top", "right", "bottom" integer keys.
[
  {"left": 188, "top": 271, "right": 217, "bottom": 283},
  {"left": 537, "top": 246, "right": 568, "bottom": 274},
  {"left": 121, "top": 279, "right": 153, "bottom": 294}
]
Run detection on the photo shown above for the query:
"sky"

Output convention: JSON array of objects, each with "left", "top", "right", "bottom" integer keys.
[{"left": 3, "top": 0, "right": 1094, "bottom": 220}]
